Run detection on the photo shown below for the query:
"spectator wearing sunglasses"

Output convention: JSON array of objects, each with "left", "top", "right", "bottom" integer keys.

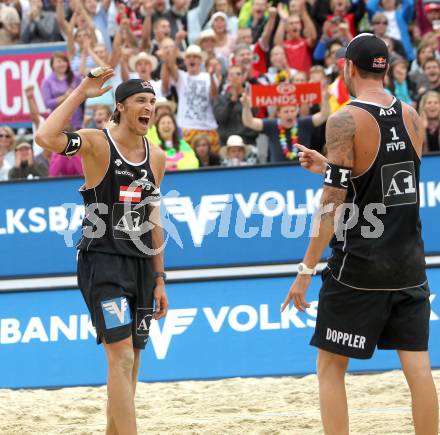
[
  {"left": 367, "top": 0, "right": 415, "bottom": 61},
  {"left": 0, "top": 126, "right": 16, "bottom": 167},
  {"left": 370, "top": 12, "right": 406, "bottom": 60}
]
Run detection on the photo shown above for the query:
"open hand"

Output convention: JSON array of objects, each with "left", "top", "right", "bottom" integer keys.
[
  {"left": 153, "top": 282, "right": 169, "bottom": 320},
  {"left": 78, "top": 67, "right": 114, "bottom": 98},
  {"left": 277, "top": 2, "right": 289, "bottom": 21},
  {"left": 175, "top": 29, "right": 187, "bottom": 44},
  {"left": 281, "top": 274, "right": 311, "bottom": 313},
  {"left": 240, "top": 85, "right": 251, "bottom": 107}
]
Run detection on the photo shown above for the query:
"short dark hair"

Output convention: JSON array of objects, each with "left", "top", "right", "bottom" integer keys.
[
  {"left": 110, "top": 108, "right": 121, "bottom": 124},
  {"left": 423, "top": 57, "right": 440, "bottom": 70},
  {"left": 154, "top": 17, "right": 170, "bottom": 31},
  {"left": 356, "top": 65, "right": 386, "bottom": 80}
]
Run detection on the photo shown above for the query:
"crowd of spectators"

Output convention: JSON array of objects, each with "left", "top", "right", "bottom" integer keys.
[{"left": 1, "top": 0, "right": 440, "bottom": 181}]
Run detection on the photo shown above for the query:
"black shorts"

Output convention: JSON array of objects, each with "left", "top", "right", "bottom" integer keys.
[
  {"left": 310, "top": 267, "right": 431, "bottom": 359},
  {"left": 77, "top": 250, "right": 155, "bottom": 350}
]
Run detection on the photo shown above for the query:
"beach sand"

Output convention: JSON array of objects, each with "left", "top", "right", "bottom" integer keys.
[{"left": 0, "top": 370, "right": 439, "bottom": 434}]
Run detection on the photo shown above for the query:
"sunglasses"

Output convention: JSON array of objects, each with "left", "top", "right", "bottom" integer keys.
[
  {"left": 373, "top": 21, "right": 388, "bottom": 25},
  {"left": 0, "top": 134, "right": 11, "bottom": 138}
]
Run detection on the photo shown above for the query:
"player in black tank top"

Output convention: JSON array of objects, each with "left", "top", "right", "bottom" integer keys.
[
  {"left": 281, "top": 35, "right": 438, "bottom": 434},
  {"left": 77, "top": 128, "right": 160, "bottom": 257},
  {"left": 328, "top": 97, "right": 426, "bottom": 290},
  {"left": 35, "top": 72, "right": 169, "bottom": 433}
]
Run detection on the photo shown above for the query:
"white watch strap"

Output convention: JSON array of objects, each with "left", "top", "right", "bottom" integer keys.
[{"left": 298, "top": 262, "right": 316, "bottom": 275}]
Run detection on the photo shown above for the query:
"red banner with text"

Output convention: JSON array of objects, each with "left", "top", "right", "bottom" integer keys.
[{"left": 251, "top": 82, "right": 321, "bottom": 107}]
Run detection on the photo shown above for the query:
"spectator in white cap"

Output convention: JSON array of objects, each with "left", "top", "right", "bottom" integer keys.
[
  {"left": 210, "top": 11, "right": 235, "bottom": 60},
  {"left": 122, "top": 51, "right": 164, "bottom": 98},
  {"left": 198, "top": 28, "right": 228, "bottom": 75},
  {"left": 161, "top": 44, "right": 220, "bottom": 153},
  {"left": 210, "top": 0, "right": 239, "bottom": 37},
  {"left": 198, "top": 28, "right": 217, "bottom": 60},
  {"left": 220, "top": 135, "right": 258, "bottom": 167}
]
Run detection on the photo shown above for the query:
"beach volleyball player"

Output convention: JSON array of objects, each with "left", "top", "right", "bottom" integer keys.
[
  {"left": 282, "top": 35, "right": 439, "bottom": 434},
  {"left": 36, "top": 68, "right": 168, "bottom": 435}
]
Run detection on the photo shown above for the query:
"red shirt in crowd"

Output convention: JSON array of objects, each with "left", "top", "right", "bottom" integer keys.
[
  {"left": 252, "top": 40, "right": 267, "bottom": 76},
  {"left": 283, "top": 38, "right": 312, "bottom": 72}
]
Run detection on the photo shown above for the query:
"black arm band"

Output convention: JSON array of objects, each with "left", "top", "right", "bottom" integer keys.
[
  {"left": 60, "top": 132, "right": 82, "bottom": 157},
  {"left": 323, "top": 163, "right": 352, "bottom": 189}
]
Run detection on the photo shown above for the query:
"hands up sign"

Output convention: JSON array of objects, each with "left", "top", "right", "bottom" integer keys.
[{"left": 250, "top": 82, "right": 321, "bottom": 107}]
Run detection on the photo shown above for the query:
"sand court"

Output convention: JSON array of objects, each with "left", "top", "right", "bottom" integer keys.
[{"left": 1, "top": 369, "right": 438, "bottom": 434}]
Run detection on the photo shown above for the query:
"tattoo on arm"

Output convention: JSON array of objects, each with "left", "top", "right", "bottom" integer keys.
[
  {"left": 321, "top": 187, "right": 347, "bottom": 223},
  {"left": 325, "top": 108, "right": 355, "bottom": 168},
  {"left": 310, "top": 186, "right": 347, "bottom": 238},
  {"left": 315, "top": 108, "right": 355, "bottom": 232}
]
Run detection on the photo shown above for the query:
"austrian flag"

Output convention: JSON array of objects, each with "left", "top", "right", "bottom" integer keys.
[{"left": 119, "top": 186, "right": 142, "bottom": 203}]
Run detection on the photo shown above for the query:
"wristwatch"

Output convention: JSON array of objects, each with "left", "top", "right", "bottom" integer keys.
[
  {"left": 153, "top": 272, "right": 167, "bottom": 281},
  {"left": 297, "top": 262, "right": 316, "bottom": 275}
]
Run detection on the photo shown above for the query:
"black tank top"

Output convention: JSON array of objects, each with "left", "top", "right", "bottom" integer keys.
[
  {"left": 328, "top": 98, "right": 427, "bottom": 290},
  {"left": 77, "top": 128, "right": 158, "bottom": 258}
]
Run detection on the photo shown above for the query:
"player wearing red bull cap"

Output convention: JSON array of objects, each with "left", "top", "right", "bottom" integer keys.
[{"left": 282, "top": 34, "right": 439, "bottom": 435}]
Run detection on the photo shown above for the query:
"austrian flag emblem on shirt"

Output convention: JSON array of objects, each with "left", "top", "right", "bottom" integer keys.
[{"left": 119, "top": 186, "right": 142, "bottom": 203}]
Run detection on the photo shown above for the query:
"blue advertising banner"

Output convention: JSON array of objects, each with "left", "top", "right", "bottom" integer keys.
[
  {"left": 0, "top": 155, "right": 439, "bottom": 277},
  {"left": 1, "top": 269, "right": 439, "bottom": 389}
]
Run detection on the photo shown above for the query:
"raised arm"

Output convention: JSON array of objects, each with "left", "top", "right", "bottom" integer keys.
[
  {"left": 65, "top": 12, "right": 77, "bottom": 59},
  {"left": 25, "top": 85, "right": 41, "bottom": 127},
  {"left": 282, "top": 108, "right": 355, "bottom": 312},
  {"left": 299, "top": 0, "right": 317, "bottom": 47},
  {"left": 274, "top": 4, "right": 287, "bottom": 46},
  {"left": 36, "top": 68, "right": 114, "bottom": 155},
  {"left": 160, "top": 44, "right": 178, "bottom": 93},
  {"left": 120, "top": 46, "right": 131, "bottom": 82},
  {"left": 260, "top": 6, "right": 278, "bottom": 50},
  {"left": 76, "top": 0, "right": 96, "bottom": 29},
  {"left": 108, "top": 24, "right": 123, "bottom": 69},
  {"left": 56, "top": 0, "right": 69, "bottom": 35},
  {"left": 311, "top": 87, "right": 331, "bottom": 126},
  {"left": 78, "top": 48, "right": 89, "bottom": 76},
  {"left": 140, "top": 0, "right": 154, "bottom": 51},
  {"left": 101, "top": 0, "right": 111, "bottom": 12},
  {"left": 240, "top": 90, "right": 263, "bottom": 132}
]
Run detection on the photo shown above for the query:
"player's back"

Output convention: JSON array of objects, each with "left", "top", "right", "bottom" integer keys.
[{"left": 328, "top": 97, "right": 427, "bottom": 290}]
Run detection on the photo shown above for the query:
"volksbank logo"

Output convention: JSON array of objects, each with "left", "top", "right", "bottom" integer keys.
[
  {"left": 101, "top": 297, "right": 131, "bottom": 329},
  {"left": 0, "top": 296, "right": 438, "bottom": 360},
  {"left": 162, "top": 189, "right": 323, "bottom": 246},
  {"left": 164, "top": 195, "right": 231, "bottom": 246},
  {"left": 0, "top": 181, "right": 439, "bottom": 242}
]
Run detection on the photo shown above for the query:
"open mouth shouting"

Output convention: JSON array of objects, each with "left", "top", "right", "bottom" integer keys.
[{"left": 138, "top": 116, "right": 150, "bottom": 129}]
